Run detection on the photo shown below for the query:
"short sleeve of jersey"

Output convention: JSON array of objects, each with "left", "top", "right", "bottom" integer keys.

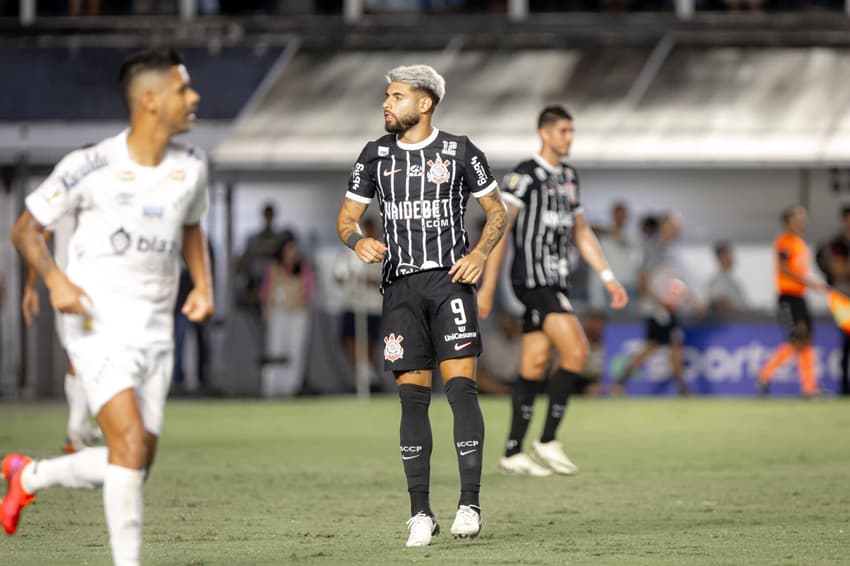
[
  {"left": 775, "top": 236, "right": 792, "bottom": 261},
  {"left": 25, "top": 151, "right": 87, "bottom": 228},
  {"left": 184, "top": 151, "right": 209, "bottom": 225},
  {"left": 462, "top": 137, "right": 497, "bottom": 198},
  {"left": 501, "top": 167, "right": 534, "bottom": 210},
  {"left": 345, "top": 143, "right": 377, "bottom": 204}
]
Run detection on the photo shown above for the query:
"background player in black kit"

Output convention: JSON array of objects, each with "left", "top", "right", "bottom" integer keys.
[
  {"left": 336, "top": 65, "right": 507, "bottom": 547},
  {"left": 478, "top": 105, "right": 628, "bottom": 477}
]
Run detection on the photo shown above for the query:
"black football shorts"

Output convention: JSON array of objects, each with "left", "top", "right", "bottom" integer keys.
[
  {"left": 382, "top": 269, "right": 481, "bottom": 372},
  {"left": 778, "top": 294, "right": 812, "bottom": 341},
  {"left": 512, "top": 285, "right": 575, "bottom": 334},
  {"left": 646, "top": 310, "right": 684, "bottom": 346}
]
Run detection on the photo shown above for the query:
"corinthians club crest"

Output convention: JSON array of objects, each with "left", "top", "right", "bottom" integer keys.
[
  {"left": 427, "top": 154, "right": 451, "bottom": 186},
  {"left": 384, "top": 333, "right": 405, "bottom": 362}
]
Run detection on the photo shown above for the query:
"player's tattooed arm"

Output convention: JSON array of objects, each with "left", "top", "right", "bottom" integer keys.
[
  {"left": 337, "top": 197, "right": 387, "bottom": 264},
  {"left": 11, "top": 210, "right": 91, "bottom": 315},
  {"left": 477, "top": 202, "right": 518, "bottom": 319},
  {"left": 337, "top": 198, "right": 368, "bottom": 247},
  {"left": 11, "top": 211, "right": 56, "bottom": 281},
  {"left": 451, "top": 188, "right": 507, "bottom": 285},
  {"left": 474, "top": 188, "right": 508, "bottom": 258},
  {"left": 20, "top": 229, "right": 53, "bottom": 325}
]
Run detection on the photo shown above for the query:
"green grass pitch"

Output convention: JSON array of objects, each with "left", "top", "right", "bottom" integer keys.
[{"left": 1, "top": 396, "right": 849, "bottom": 565}]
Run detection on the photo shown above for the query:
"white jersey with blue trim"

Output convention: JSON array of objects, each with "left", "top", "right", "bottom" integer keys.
[{"left": 25, "top": 129, "right": 209, "bottom": 349}]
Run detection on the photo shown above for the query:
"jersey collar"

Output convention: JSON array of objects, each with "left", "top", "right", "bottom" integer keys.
[
  {"left": 117, "top": 128, "right": 170, "bottom": 170},
  {"left": 533, "top": 153, "right": 564, "bottom": 175},
  {"left": 396, "top": 128, "right": 440, "bottom": 151}
]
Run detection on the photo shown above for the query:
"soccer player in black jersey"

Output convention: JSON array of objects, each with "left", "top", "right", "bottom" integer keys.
[
  {"left": 478, "top": 105, "right": 628, "bottom": 477},
  {"left": 336, "top": 65, "right": 507, "bottom": 547}
]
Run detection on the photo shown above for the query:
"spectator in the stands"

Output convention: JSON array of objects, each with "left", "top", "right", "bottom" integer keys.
[
  {"left": 706, "top": 241, "right": 748, "bottom": 313},
  {"left": 260, "top": 234, "right": 315, "bottom": 396},
  {"left": 236, "top": 203, "right": 289, "bottom": 312}
]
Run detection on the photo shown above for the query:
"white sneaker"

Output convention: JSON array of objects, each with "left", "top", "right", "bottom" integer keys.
[
  {"left": 450, "top": 505, "right": 481, "bottom": 539},
  {"left": 532, "top": 440, "right": 578, "bottom": 475},
  {"left": 499, "top": 453, "right": 553, "bottom": 477},
  {"left": 405, "top": 512, "right": 439, "bottom": 547}
]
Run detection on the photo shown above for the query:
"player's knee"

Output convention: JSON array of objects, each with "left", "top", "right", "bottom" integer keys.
[
  {"left": 562, "top": 344, "right": 589, "bottom": 370},
  {"left": 110, "top": 426, "right": 147, "bottom": 469},
  {"left": 520, "top": 356, "right": 548, "bottom": 380}
]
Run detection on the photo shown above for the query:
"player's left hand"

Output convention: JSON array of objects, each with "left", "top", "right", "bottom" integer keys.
[
  {"left": 21, "top": 285, "right": 40, "bottom": 326},
  {"left": 605, "top": 279, "right": 629, "bottom": 310},
  {"left": 450, "top": 250, "right": 486, "bottom": 285},
  {"left": 182, "top": 287, "right": 215, "bottom": 323}
]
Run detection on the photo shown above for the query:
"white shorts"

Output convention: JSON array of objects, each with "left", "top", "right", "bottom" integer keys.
[
  {"left": 67, "top": 342, "right": 173, "bottom": 436},
  {"left": 54, "top": 310, "right": 67, "bottom": 350}
]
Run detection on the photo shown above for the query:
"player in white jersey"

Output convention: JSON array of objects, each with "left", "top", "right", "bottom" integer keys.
[
  {"left": 3, "top": 49, "right": 214, "bottom": 566},
  {"left": 22, "top": 216, "right": 102, "bottom": 453}
]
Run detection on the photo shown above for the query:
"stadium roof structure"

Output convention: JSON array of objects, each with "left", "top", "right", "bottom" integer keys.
[{"left": 214, "top": 42, "right": 850, "bottom": 170}]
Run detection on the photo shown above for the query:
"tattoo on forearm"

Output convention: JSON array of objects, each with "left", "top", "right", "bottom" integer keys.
[
  {"left": 337, "top": 201, "right": 367, "bottom": 245},
  {"left": 18, "top": 217, "right": 55, "bottom": 279},
  {"left": 476, "top": 190, "right": 507, "bottom": 257},
  {"left": 338, "top": 213, "right": 361, "bottom": 244}
]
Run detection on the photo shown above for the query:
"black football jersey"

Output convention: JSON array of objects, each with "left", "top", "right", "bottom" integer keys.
[
  {"left": 346, "top": 128, "right": 497, "bottom": 286},
  {"left": 501, "top": 155, "right": 582, "bottom": 290}
]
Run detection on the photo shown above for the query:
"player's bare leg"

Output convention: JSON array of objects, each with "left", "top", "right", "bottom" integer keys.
[
  {"left": 396, "top": 369, "right": 438, "bottom": 547},
  {"left": 614, "top": 341, "right": 658, "bottom": 395},
  {"left": 500, "top": 331, "right": 552, "bottom": 477},
  {"left": 529, "top": 314, "right": 587, "bottom": 475},
  {"left": 2, "top": 388, "right": 147, "bottom": 542},
  {"left": 669, "top": 343, "right": 689, "bottom": 396},
  {"left": 441, "top": 357, "right": 484, "bottom": 538},
  {"left": 97, "top": 388, "right": 148, "bottom": 566}
]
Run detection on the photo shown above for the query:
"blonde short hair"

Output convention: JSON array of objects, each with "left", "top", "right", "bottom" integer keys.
[{"left": 386, "top": 64, "right": 446, "bottom": 105}]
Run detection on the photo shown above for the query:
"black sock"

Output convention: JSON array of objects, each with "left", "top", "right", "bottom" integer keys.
[
  {"left": 445, "top": 377, "right": 484, "bottom": 509},
  {"left": 505, "top": 376, "right": 542, "bottom": 457},
  {"left": 398, "top": 384, "right": 433, "bottom": 517},
  {"left": 540, "top": 368, "right": 578, "bottom": 444}
]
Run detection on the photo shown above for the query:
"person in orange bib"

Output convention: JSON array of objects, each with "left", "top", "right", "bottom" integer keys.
[{"left": 758, "top": 205, "right": 828, "bottom": 397}]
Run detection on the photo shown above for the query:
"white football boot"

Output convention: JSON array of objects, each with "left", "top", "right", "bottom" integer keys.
[
  {"left": 532, "top": 440, "right": 578, "bottom": 475},
  {"left": 406, "top": 512, "right": 439, "bottom": 547},
  {"left": 450, "top": 505, "right": 481, "bottom": 539},
  {"left": 499, "top": 453, "right": 553, "bottom": 477}
]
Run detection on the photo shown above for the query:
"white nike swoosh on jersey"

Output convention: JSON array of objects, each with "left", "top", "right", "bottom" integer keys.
[
  {"left": 459, "top": 449, "right": 477, "bottom": 456},
  {"left": 383, "top": 168, "right": 402, "bottom": 176},
  {"left": 401, "top": 454, "right": 421, "bottom": 460},
  {"left": 454, "top": 341, "right": 473, "bottom": 351}
]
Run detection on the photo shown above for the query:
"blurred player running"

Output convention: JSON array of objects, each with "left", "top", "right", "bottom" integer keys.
[
  {"left": 4, "top": 49, "right": 214, "bottom": 566},
  {"left": 758, "top": 205, "right": 827, "bottom": 397},
  {"left": 337, "top": 65, "right": 507, "bottom": 547},
  {"left": 613, "top": 212, "right": 706, "bottom": 396},
  {"left": 22, "top": 222, "right": 102, "bottom": 453},
  {"left": 477, "top": 105, "right": 628, "bottom": 477}
]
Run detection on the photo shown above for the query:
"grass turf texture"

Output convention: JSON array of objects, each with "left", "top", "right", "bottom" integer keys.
[{"left": 1, "top": 397, "right": 849, "bottom": 565}]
